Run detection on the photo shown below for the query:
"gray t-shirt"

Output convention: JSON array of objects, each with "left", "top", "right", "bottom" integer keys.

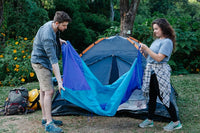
[{"left": 146, "top": 38, "right": 173, "bottom": 64}]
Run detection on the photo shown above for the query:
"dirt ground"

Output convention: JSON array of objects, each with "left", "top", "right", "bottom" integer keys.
[{"left": 0, "top": 110, "right": 170, "bottom": 133}]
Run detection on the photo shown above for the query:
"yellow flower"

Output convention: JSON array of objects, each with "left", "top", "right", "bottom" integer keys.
[
  {"left": 23, "top": 55, "right": 26, "bottom": 58},
  {"left": 30, "top": 72, "right": 35, "bottom": 77},
  {"left": 1, "top": 33, "right": 5, "bottom": 36},
  {"left": 21, "top": 50, "right": 25, "bottom": 53},
  {"left": 16, "top": 64, "right": 19, "bottom": 68},
  {"left": 197, "top": 68, "right": 200, "bottom": 72},
  {"left": 0, "top": 54, "right": 4, "bottom": 58},
  {"left": 21, "top": 78, "right": 25, "bottom": 82},
  {"left": 13, "top": 49, "right": 17, "bottom": 53},
  {"left": 24, "top": 37, "right": 28, "bottom": 41},
  {"left": 14, "top": 68, "right": 19, "bottom": 72},
  {"left": 6, "top": 68, "right": 10, "bottom": 72},
  {"left": 15, "top": 42, "right": 19, "bottom": 45},
  {"left": 28, "top": 56, "right": 31, "bottom": 59},
  {"left": 14, "top": 57, "right": 17, "bottom": 60}
]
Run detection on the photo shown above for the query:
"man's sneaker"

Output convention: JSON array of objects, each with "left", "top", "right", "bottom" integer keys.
[
  {"left": 139, "top": 119, "right": 154, "bottom": 128},
  {"left": 42, "top": 119, "right": 63, "bottom": 126},
  {"left": 45, "top": 121, "right": 64, "bottom": 133},
  {"left": 163, "top": 121, "right": 182, "bottom": 131}
]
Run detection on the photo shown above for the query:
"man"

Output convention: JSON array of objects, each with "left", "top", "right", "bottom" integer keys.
[{"left": 31, "top": 11, "right": 71, "bottom": 133}]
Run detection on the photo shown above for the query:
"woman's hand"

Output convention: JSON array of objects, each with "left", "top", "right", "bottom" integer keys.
[
  {"left": 140, "top": 43, "right": 148, "bottom": 51},
  {"left": 139, "top": 43, "right": 166, "bottom": 62},
  {"left": 139, "top": 43, "right": 149, "bottom": 58}
]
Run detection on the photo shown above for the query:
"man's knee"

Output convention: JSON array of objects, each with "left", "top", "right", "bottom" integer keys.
[{"left": 45, "top": 89, "right": 54, "bottom": 97}]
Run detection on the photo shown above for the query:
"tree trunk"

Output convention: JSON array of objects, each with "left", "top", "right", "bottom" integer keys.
[
  {"left": 120, "top": 0, "right": 140, "bottom": 37},
  {"left": 0, "top": 0, "right": 3, "bottom": 26},
  {"left": 110, "top": 0, "right": 114, "bottom": 21}
]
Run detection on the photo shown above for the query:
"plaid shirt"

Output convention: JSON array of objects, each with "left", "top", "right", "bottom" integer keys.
[{"left": 142, "top": 63, "right": 171, "bottom": 107}]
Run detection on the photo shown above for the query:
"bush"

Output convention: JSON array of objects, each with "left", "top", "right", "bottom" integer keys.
[
  {"left": 97, "top": 24, "right": 120, "bottom": 39},
  {"left": 132, "top": 12, "right": 200, "bottom": 75},
  {"left": 0, "top": 36, "right": 36, "bottom": 86},
  {"left": 2, "top": 0, "right": 49, "bottom": 39},
  {"left": 47, "top": 0, "right": 112, "bottom": 53}
]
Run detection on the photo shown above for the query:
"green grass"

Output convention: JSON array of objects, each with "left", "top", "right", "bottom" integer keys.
[
  {"left": 0, "top": 74, "right": 200, "bottom": 133},
  {"left": 171, "top": 74, "right": 200, "bottom": 132}
]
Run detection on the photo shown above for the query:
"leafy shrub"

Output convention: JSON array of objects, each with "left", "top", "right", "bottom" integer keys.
[
  {"left": 3, "top": 0, "right": 49, "bottom": 39},
  {"left": 0, "top": 36, "right": 36, "bottom": 86},
  {"left": 132, "top": 11, "right": 200, "bottom": 75},
  {"left": 186, "top": 56, "right": 200, "bottom": 73},
  {"left": 97, "top": 25, "right": 120, "bottom": 39},
  {"left": 47, "top": 0, "right": 112, "bottom": 53}
]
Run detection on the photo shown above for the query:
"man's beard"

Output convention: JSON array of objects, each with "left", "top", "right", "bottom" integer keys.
[
  {"left": 57, "top": 26, "right": 62, "bottom": 32},
  {"left": 57, "top": 24, "right": 64, "bottom": 32}
]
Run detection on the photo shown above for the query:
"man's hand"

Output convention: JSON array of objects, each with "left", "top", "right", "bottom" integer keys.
[
  {"left": 59, "top": 38, "right": 66, "bottom": 45},
  {"left": 58, "top": 81, "right": 65, "bottom": 93},
  {"left": 52, "top": 63, "right": 65, "bottom": 93}
]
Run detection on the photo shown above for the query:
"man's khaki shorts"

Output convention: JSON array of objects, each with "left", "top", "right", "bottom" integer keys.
[{"left": 31, "top": 63, "right": 53, "bottom": 91}]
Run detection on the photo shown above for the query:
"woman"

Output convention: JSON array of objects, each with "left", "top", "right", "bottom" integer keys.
[{"left": 138, "top": 18, "right": 182, "bottom": 131}]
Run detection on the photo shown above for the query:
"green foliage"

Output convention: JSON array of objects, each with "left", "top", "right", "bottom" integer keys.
[
  {"left": 2, "top": 0, "right": 49, "bottom": 39},
  {"left": 0, "top": 37, "right": 36, "bottom": 86},
  {"left": 47, "top": 0, "right": 112, "bottom": 53},
  {"left": 133, "top": 14, "right": 200, "bottom": 74},
  {"left": 97, "top": 25, "right": 120, "bottom": 39},
  {"left": 87, "top": 0, "right": 111, "bottom": 18},
  {"left": 0, "top": 32, "right": 6, "bottom": 46},
  {"left": 0, "top": 0, "right": 199, "bottom": 77},
  {"left": 133, "top": 20, "right": 153, "bottom": 45},
  {"left": 130, "top": 1, "right": 200, "bottom": 75},
  {"left": 41, "top": 0, "right": 55, "bottom": 9},
  {"left": 187, "top": 56, "right": 200, "bottom": 73},
  {"left": 148, "top": 0, "right": 174, "bottom": 14},
  {"left": 167, "top": 2, "right": 200, "bottom": 74}
]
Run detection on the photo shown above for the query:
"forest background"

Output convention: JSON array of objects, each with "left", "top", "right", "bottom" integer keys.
[{"left": 0, "top": 0, "right": 199, "bottom": 86}]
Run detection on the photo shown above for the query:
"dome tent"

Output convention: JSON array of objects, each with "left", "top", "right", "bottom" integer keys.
[
  {"left": 80, "top": 35, "right": 146, "bottom": 85},
  {"left": 52, "top": 36, "right": 179, "bottom": 120}
]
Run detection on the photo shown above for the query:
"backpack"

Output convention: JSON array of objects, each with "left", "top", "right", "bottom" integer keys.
[
  {"left": 3, "top": 87, "right": 29, "bottom": 115},
  {"left": 28, "top": 88, "right": 41, "bottom": 110}
]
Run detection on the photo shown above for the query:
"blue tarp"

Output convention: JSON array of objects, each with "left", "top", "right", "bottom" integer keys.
[{"left": 60, "top": 41, "right": 143, "bottom": 116}]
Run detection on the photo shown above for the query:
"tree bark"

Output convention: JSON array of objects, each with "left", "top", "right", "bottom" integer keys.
[
  {"left": 0, "top": 0, "right": 3, "bottom": 26},
  {"left": 120, "top": 0, "right": 140, "bottom": 37}
]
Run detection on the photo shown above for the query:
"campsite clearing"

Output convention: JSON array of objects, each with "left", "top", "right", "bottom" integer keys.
[{"left": 0, "top": 74, "right": 200, "bottom": 133}]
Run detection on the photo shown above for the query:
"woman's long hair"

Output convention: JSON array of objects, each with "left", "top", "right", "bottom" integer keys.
[{"left": 152, "top": 18, "right": 176, "bottom": 52}]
